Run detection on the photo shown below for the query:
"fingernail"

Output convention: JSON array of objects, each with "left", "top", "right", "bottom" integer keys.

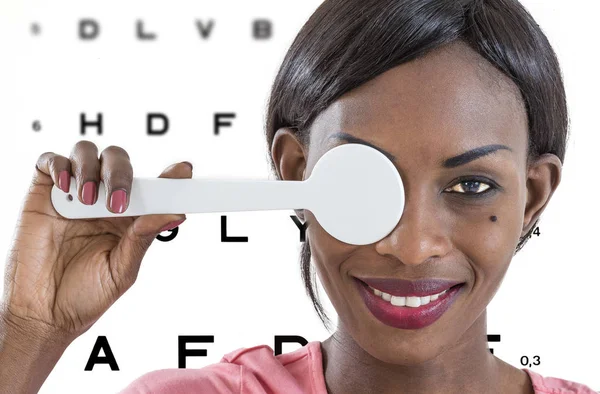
[
  {"left": 82, "top": 181, "right": 96, "bottom": 205},
  {"left": 110, "top": 189, "right": 128, "bottom": 214},
  {"left": 159, "top": 219, "right": 186, "bottom": 232},
  {"left": 182, "top": 161, "right": 193, "bottom": 170},
  {"left": 58, "top": 171, "right": 70, "bottom": 193}
]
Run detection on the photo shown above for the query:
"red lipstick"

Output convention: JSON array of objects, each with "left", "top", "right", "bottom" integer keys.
[
  {"left": 354, "top": 277, "right": 465, "bottom": 330},
  {"left": 357, "top": 277, "right": 463, "bottom": 297}
]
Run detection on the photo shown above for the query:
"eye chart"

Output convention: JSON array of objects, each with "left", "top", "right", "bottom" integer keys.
[{"left": 0, "top": 1, "right": 598, "bottom": 393}]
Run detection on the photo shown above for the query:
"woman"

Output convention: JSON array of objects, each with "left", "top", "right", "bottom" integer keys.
[{"left": 0, "top": 0, "right": 596, "bottom": 393}]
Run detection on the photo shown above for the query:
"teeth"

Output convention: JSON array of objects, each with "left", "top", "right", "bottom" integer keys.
[
  {"left": 390, "top": 295, "right": 406, "bottom": 306},
  {"left": 368, "top": 285, "right": 451, "bottom": 308},
  {"left": 406, "top": 296, "right": 421, "bottom": 307}
]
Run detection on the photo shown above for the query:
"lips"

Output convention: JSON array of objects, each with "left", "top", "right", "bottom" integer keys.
[{"left": 355, "top": 277, "right": 464, "bottom": 297}]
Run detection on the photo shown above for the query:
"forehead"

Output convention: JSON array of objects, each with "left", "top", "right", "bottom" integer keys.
[{"left": 309, "top": 41, "right": 527, "bottom": 166}]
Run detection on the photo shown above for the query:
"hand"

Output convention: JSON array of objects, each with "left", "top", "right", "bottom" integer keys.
[{"left": 1, "top": 140, "right": 192, "bottom": 342}]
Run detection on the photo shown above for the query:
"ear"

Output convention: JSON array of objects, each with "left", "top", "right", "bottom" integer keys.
[
  {"left": 271, "top": 127, "right": 308, "bottom": 220},
  {"left": 521, "top": 153, "right": 562, "bottom": 237}
]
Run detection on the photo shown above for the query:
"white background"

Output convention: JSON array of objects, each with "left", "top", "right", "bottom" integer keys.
[{"left": 0, "top": 0, "right": 598, "bottom": 392}]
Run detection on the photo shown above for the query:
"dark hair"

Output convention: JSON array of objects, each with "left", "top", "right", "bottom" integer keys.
[{"left": 263, "top": 0, "right": 569, "bottom": 330}]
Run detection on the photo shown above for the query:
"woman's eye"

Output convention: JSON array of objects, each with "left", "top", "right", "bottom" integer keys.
[{"left": 444, "top": 179, "right": 493, "bottom": 196}]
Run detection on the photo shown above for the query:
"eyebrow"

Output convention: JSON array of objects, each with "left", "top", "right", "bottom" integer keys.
[{"left": 328, "top": 131, "right": 512, "bottom": 168}]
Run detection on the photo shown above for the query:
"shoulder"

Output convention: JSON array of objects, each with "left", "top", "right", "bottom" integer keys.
[
  {"left": 523, "top": 368, "right": 598, "bottom": 394},
  {"left": 118, "top": 362, "right": 242, "bottom": 394},
  {"left": 118, "top": 341, "right": 325, "bottom": 394}
]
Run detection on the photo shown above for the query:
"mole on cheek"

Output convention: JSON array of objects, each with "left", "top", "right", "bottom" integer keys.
[{"left": 490, "top": 215, "right": 498, "bottom": 222}]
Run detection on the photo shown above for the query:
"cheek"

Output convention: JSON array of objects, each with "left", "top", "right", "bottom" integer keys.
[{"left": 451, "top": 197, "right": 523, "bottom": 278}]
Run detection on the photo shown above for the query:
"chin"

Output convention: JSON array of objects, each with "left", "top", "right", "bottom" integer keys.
[{"left": 357, "top": 333, "right": 444, "bottom": 365}]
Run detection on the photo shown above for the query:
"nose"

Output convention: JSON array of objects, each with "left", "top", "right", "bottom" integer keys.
[{"left": 374, "top": 191, "right": 453, "bottom": 266}]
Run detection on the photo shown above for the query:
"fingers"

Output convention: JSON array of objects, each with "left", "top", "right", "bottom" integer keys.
[
  {"left": 128, "top": 161, "right": 193, "bottom": 238},
  {"left": 69, "top": 140, "right": 101, "bottom": 206},
  {"left": 40, "top": 140, "right": 193, "bottom": 219},
  {"left": 110, "top": 162, "right": 193, "bottom": 287},
  {"left": 158, "top": 161, "right": 193, "bottom": 179},
  {"left": 65, "top": 141, "right": 134, "bottom": 214},
  {"left": 99, "top": 145, "right": 133, "bottom": 214},
  {"left": 34, "top": 152, "right": 73, "bottom": 190}
]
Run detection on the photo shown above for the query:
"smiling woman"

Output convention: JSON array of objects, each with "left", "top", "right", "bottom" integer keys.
[
  {"left": 118, "top": 0, "right": 594, "bottom": 392},
  {"left": 0, "top": 0, "right": 596, "bottom": 393}
]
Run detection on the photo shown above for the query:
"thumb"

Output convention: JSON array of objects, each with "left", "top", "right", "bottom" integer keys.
[{"left": 110, "top": 161, "right": 193, "bottom": 285}]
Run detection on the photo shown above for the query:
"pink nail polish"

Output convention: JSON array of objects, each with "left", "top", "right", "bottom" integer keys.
[
  {"left": 82, "top": 181, "right": 96, "bottom": 205},
  {"left": 159, "top": 219, "right": 185, "bottom": 232},
  {"left": 110, "top": 189, "right": 128, "bottom": 214},
  {"left": 58, "top": 171, "right": 70, "bottom": 193}
]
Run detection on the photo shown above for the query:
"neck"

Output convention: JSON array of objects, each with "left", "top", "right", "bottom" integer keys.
[{"left": 321, "top": 310, "right": 507, "bottom": 394}]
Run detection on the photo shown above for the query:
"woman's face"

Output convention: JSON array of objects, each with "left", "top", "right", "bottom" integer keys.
[{"left": 272, "top": 41, "right": 561, "bottom": 365}]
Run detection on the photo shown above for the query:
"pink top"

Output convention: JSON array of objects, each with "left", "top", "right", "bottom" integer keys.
[{"left": 119, "top": 341, "right": 597, "bottom": 394}]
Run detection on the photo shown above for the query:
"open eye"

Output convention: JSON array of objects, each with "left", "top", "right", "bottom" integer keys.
[{"left": 444, "top": 177, "right": 495, "bottom": 197}]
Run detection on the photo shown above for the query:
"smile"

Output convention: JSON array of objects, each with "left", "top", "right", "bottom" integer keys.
[
  {"left": 368, "top": 285, "right": 448, "bottom": 307},
  {"left": 354, "top": 278, "right": 465, "bottom": 329}
]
